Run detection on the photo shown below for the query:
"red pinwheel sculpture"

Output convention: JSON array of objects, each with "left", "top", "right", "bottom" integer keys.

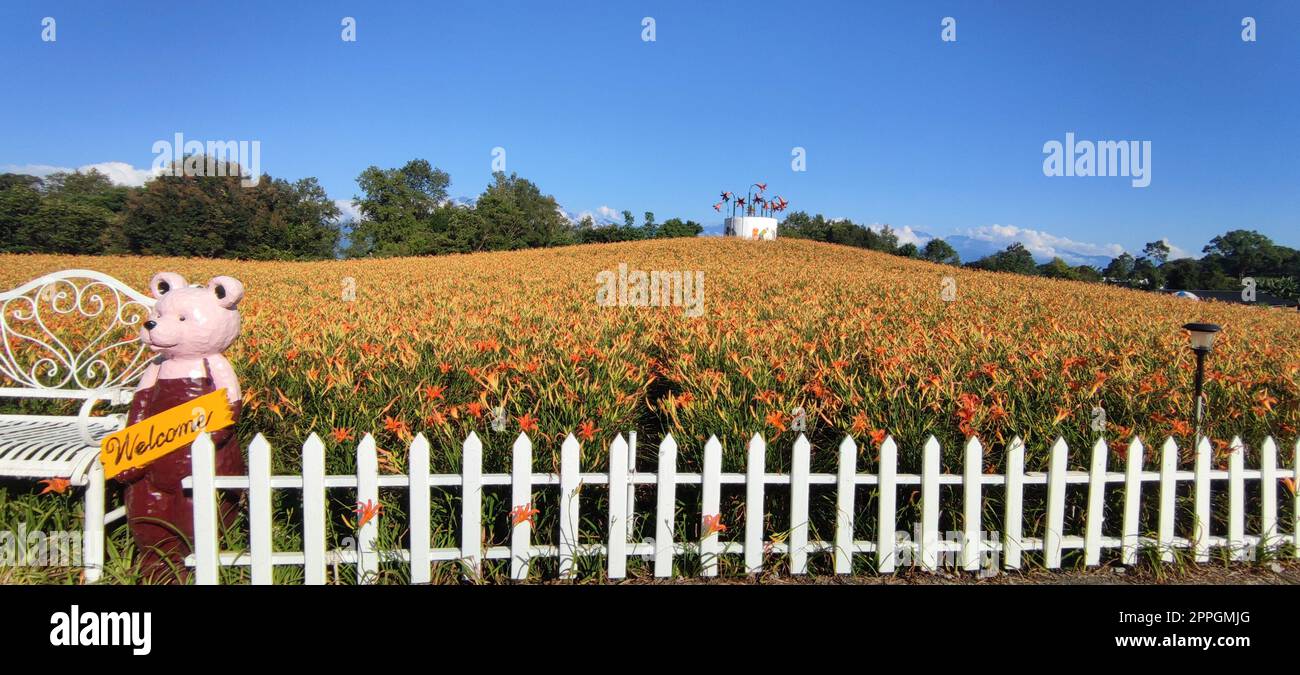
[{"left": 714, "top": 182, "right": 789, "bottom": 217}]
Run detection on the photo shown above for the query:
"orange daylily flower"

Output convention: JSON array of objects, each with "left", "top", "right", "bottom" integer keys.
[
  {"left": 765, "top": 410, "right": 787, "bottom": 433},
  {"left": 850, "top": 412, "right": 870, "bottom": 436},
  {"left": 510, "top": 503, "right": 539, "bottom": 528},
  {"left": 703, "top": 514, "right": 727, "bottom": 536},
  {"left": 517, "top": 413, "right": 539, "bottom": 434},
  {"left": 353, "top": 499, "right": 382, "bottom": 528},
  {"left": 577, "top": 420, "right": 598, "bottom": 442},
  {"left": 39, "top": 478, "right": 72, "bottom": 495},
  {"left": 331, "top": 427, "right": 355, "bottom": 443}
]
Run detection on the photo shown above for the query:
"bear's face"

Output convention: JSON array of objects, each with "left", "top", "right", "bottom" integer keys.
[{"left": 140, "top": 272, "right": 244, "bottom": 360}]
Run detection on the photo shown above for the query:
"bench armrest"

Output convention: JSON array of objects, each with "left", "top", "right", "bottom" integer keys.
[{"left": 75, "top": 391, "right": 130, "bottom": 446}]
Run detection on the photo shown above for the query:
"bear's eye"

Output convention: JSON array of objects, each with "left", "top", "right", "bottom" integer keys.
[{"left": 179, "top": 316, "right": 186, "bottom": 321}]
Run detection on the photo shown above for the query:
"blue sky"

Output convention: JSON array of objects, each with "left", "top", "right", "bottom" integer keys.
[{"left": 2, "top": 1, "right": 1297, "bottom": 262}]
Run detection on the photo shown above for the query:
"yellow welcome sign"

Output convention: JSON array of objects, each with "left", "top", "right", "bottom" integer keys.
[{"left": 99, "top": 389, "right": 235, "bottom": 480}]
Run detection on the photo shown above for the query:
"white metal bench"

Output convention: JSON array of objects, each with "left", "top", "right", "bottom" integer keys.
[{"left": 0, "top": 269, "right": 155, "bottom": 582}]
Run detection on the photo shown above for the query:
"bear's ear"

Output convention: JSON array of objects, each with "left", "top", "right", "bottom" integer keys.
[
  {"left": 149, "top": 272, "right": 187, "bottom": 300},
  {"left": 207, "top": 276, "right": 245, "bottom": 309}
]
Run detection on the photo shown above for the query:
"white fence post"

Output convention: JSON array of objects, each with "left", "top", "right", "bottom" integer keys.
[
  {"left": 744, "top": 434, "right": 765, "bottom": 575},
  {"left": 654, "top": 435, "right": 678, "bottom": 578},
  {"left": 1121, "top": 437, "right": 1144, "bottom": 566},
  {"left": 83, "top": 458, "right": 105, "bottom": 584},
  {"left": 919, "top": 436, "right": 941, "bottom": 572},
  {"left": 248, "top": 434, "right": 273, "bottom": 585},
  {"left": 627, "top": 431, "right": 637, "bottom": 544},
  {"left": 962, "top": 437, "right": 982, "bottom": 572},
  {"left": 1043, "top": 437, "right": 1067, "bottom": 569},
  {"left": 834, "top": 435, "right": 857, "bottom": 574},
  {"left": 789, "top": 434, "right": 811, "bottom": 574},
  {"left": 1003, "top": 437, "right": 1025, "bottom": 570},
  {"left": 607, "top": 434, "right": 628, "bottom": 579},
  {"left": 877, "top": 436, "right": 898, "bottom": 573},
  {"left": 408, "top": 434, "right": 431, "bottom": 584},
  {"left": 1192, "top": 436, "right": 1211, "bottom": 563},
  {"left": 1228, "top": 436, "right": 1245, "bottom": 561},
  {"left": 1259, "top": 437, "right": 1278, "bottom": 549},
  {"left": 1084, "top": 438, "right": 1108, "bottom": 567},
  {"left": 355, "top": 434, "right": 379, "bottom": 584},
  {"left": 190, "top": 432, "right": 219, "bottom": 585},
  {"left": 510, "top": 433, "right": 533, "bottom": 581},
  {"left": 559, "top": 434, "right": 581, "bottom": 579},
  {"left": 302, "top": 433, "right": 326, "bottom": 584},
  {"left": 701, "top": 435, "right": 722, "bottom": 576},
  {"left": 460, "top": 432, "right": 482, "bottom": 579},
  {"left": 1294, "top": 439, "right": 1299, "bottom": 559},
  {"left": 1157, "top": 438, "right": 1177, "bottom": 563}
]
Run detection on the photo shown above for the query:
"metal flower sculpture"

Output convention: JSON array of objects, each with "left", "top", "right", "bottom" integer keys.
[{"left": 714, "top": 182, "right": 789, "bottom": 218}]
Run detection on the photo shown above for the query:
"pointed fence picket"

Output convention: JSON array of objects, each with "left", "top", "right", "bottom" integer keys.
[
  {"left": 743, "top": 434, "right": 764, "bottom": 574},
  {"left": 558, "top": 435, "right": 580, "bottom": 579},
  {"left": 653, "top": 435, "right": 677, "bottom": 577},
  {"left": 1002, "top": 437, "right": 1025, "bottom": 570},
  {"left": 181, "top": 430, "right": 1300, "bottom": 585}
]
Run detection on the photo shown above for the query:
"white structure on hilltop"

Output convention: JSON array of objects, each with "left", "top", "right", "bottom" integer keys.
[
  {"left": 724, "top": 216, "right": 778, "bottom": 240},
  {"left": 715, "top": 183, "right": 786, "bottom": 240}
]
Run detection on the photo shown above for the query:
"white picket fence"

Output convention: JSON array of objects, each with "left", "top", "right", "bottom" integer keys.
[{"left": 180, "top": 431, "right": 1300, "bottom": 584}]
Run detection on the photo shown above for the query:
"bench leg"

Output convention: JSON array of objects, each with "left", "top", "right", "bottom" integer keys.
[{"left": 83, "top": 459, "right": 105, "bottom": 583}]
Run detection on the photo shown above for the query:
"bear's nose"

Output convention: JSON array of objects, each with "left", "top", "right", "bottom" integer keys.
[{"left": 144, "top": 320, "right": 157, "bottom": 330}]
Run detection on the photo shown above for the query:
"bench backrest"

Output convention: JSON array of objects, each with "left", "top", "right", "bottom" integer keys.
[{"left": 0, "top": 269, "right": 156, "bottom": 401}]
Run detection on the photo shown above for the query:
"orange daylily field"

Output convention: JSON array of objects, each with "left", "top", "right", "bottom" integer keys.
[
  {"left": 1, "top": 237, "right": 1296, "bottom": 476},
  {"left": 2, "top": 238, "right": 1298, "bottom": 582}
]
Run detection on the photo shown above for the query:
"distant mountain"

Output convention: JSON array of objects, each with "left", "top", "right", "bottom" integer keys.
[{"left": 560, "top": 208, "right": 622, "bottom": 227}]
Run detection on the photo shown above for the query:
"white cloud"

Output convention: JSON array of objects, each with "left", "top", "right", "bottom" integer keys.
[
  {"left": 866, "top": 223, "right": 930, "bottom": 247},
  {"left": 570, "top": 205, "right": 622, "bottom": 225},
  {"left": 1, "top": 161, "right": 160, "bottom": 187},
  {"left": 960, "top": 224, "right": 1124, "bottom": 262},
  {"left": 1160, "top": 237, "right": 1196, "bottom": 261},
  {"left": 334, "top": 199, "right": 363, "bottom": 223}
]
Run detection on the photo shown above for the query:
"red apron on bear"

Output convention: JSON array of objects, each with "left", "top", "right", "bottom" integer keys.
[{"left": 117, "top": 358, "right": 245, "bottom": 583}]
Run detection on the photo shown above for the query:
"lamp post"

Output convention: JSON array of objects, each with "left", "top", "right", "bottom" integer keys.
[{"left": 1182, "top": 322, "right": 1221, "bottom": 439}]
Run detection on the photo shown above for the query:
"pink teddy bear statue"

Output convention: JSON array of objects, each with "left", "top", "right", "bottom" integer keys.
[{"left": 116, "top": 272, "right": 247, "bottom": 583}]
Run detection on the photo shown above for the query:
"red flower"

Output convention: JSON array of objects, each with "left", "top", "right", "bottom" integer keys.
[
  {"left": 511, "top": 503, "right": 540, "bottom": 527},
  {"left": 517, "top": 413, "right": 539, "bottom": 434}
]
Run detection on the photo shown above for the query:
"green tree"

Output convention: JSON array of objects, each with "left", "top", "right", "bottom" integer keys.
[
  {"left": 348, "top": 159, "right": 450, "bottom": 257},
  {"left": 1103, "top": 253, "right": 1135, "bottom": 282},
  {"left": 921, "top": 239, "right": 960, "bottom": 265},
  {"left": 1141, "top": 239, "right": 1171, "bottom": 266},
  {"left": 1202, "top": 230, "right": 1281, "bottom": 278},
  {"left": 971, "top": 243, "right": 1037, "bottom": 275},
  {"left": 1037, "top": 257, "right": 1076, "bottom": 279},
  {"left": 0, "top": 182, "right": 44, "bottom": 252},
  {"left": 656, "top": 217, "right": 702, "bottom": 239},
  {"left": 122, "top": 157, "right": 340, "bottom": 259},
  {"left": 472, "top": 172, "right": 571, "bottom": 251}
]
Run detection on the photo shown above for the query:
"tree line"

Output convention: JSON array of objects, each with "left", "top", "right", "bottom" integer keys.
[
  {"left": 0, "top": 157, "right": 701, "bottom": 260},
  {"left": 778, "top": 211, "right": 1300, "bottom": 301}
]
